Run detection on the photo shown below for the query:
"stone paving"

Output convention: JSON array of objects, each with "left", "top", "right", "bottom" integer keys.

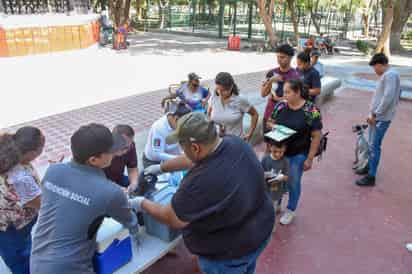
[
  {"left": 142, "top": 88, "right": 412, "bottom": 274},
  {"left": 2, "top": 70, "right": 265, "bottom": 168}
]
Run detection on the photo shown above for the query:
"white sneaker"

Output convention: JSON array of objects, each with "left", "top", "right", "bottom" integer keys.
[
  {"left": 406, "top": 243, "right": 412, "bottom": 252},
  {"left": 280, "top": 210, "right": 295, "bottom": 225}
]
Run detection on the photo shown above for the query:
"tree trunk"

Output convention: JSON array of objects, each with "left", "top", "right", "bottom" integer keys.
[
  {"left": 159, "top": 3, "right": 165, "bottom": 29},
  {"left": 375, "top": 0, "right": 394, "bottom": 56},
  {"left": 309, "top": 0, "right": 321, "bottom": 34},
  {"left": 287, "top": 0, "right": 300, "bottom": 48},
  {"left": 135, "top": 0, "right": 143, "bottom": 20},
  {"left": 389, "top": 0, "right": 412, "bottom": 52},
  {"left": 114, "top": 0, "right": 123, "bottom": 27},
  {"left": 122, "top": 0, "right": 131, "bottom": 25},
  {"left": 362, "top": 0, "right": 374, "bottom": 37},
  {"left": 256, "top": 0, "right": 278, "bottom": 47}
]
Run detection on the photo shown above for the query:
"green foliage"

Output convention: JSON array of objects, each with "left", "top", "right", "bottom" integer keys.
[
  {"left": 401, "top": 31, "right": 412, "bottom": 40},
  {"left": 356, "top": 39, "right": 370, "bottom": 54}
]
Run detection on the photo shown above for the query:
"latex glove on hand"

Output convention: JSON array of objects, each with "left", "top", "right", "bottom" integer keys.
[
  {"left": 129, "top": 196, "right": 145, "bottom": 212},
  {"left": 144, "top": 164, "right": 162, "bottom": 175}
]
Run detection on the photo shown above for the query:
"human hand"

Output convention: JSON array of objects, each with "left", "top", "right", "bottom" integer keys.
[
  {"left": 266, "top": 119, "right": 275, "bottom": 130},
  {"left": 128, "top": 196, "right": 145, "bottom": 212},
  {"left": 242, "top": 132, "right": 253, "bottom": 143},
  {"left": 127, "top": 182, "right": 138, "bottom": 194},
  {"left": 366, "top": 116, "right": 376, "bottom": 125},
  {"left": 216, "top": 124, "right": 225, "bottom": 137},
  {"left": 303, "top": 158, "right": 313, "bottom": 171},
  {"left": 269, "top": 74, "right": 282, "bottom": 83},
  {"left": 144, "top": 164, "right": 162, "bottom": 175}
]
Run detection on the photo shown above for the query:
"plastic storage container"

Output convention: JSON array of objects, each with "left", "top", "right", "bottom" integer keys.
[
  {"left": 143, "top": 185, "right": 181, "bottom": 242},
  {"left": 93, "top": 218, "right": 133, "bottom": 274}
]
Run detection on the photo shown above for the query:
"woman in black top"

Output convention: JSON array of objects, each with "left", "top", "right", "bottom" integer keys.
[{"left": 267, "top": 79, "right": 322, "bottom": 225}]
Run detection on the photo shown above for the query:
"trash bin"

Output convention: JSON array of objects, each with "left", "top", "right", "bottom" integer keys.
[{"left": 228, "top": 35, "right": 240, "bottom": 51}]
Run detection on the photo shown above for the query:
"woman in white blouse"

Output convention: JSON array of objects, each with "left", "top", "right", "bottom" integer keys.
[{"left": 208, "top": 72, "right": 258, "bottom": 142}]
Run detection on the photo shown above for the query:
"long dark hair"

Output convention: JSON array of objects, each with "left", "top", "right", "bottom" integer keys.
[
  {"left": 0, "top": 134, "right": 21, "bottom": 174},
  {"left": 13, "top": 126, "right": 44, "bottom": 155},
  {"left": 285, "top": 79, "right": 309, "bottom": 100},
  {"left": 214, "top": 72, "right": 239, "bottom": 96}
]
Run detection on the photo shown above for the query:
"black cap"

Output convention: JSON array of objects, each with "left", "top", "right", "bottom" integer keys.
[
  {"left": 188, "top": 73, "right": 201, "bottom": 81},
  {"left": 71, "top": 123, "right": 123, "bottom": 164}
]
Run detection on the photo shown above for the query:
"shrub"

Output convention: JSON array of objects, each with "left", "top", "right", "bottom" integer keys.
[{"left": 356, "top": 40, "right": 370, "bottom": 55}]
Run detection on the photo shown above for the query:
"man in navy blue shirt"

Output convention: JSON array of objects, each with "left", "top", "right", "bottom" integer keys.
[
  {"left": 130, "top": 112, "right": 274, "bottom": 274},
  {"left": 297, "top": 52, "right": 321, "bottom": 102}
]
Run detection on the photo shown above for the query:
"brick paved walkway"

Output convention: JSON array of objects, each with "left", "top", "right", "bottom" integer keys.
[
  {"left": 142, "top": 88, "right": 412, "bottom": 274},
  {"left": 2, "top": 70, "right": 265, "bottom": 168}
]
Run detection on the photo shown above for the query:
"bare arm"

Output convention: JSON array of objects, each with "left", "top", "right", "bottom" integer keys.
[
  {"left": 141, "top": 201, "right": 188, "bottom": 229},
  {"left": 160, "top": 154, "right": 193, "bottom": 173},
  {"left": 261, "top": 80, "right": 272, "bottom": 97},
  {"left": 304, "top": 130, "right": 321, "bottom": 171},
  {"left": 207, "top": 105, "right": 212, "bottom": 119},
  {"left": 244, "top": 106, "right": 259, "bottom": 141},
  {"left": 126, "top": 167, "right": 138, "bottom": 192},
  {"left": 308, "top": 88, "right": 321, "bottom": 97}
]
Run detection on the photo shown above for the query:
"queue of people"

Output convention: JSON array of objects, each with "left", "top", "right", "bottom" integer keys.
[{"left": 0, "top": 49, "right": 402, "bottom": 274}]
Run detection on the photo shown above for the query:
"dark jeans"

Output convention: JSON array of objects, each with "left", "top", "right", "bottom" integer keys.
[
  {"left": 286, "top": 154, "right": 307, "bottom": 211},
  {"left": 198, "top": 236, "right": 271, "bottom": 274},
  {"left": 0, "top": 218, "right": 36, "bottom": 274},
  {"left": 368, "top": 120, "right": 391, "bottom": 177}
]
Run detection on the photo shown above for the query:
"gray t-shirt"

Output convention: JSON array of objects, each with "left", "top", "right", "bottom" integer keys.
[
  {"left": 30, "top": 161, "right": 137, "bottom": 274},
  {"left": 370, "top": 68, "right": 401, "bottom": 121},
  {"left": 209, "top": 94, "right": 251, "bottom": 137},
  {"left": 261, "top": 155, "right": 289, "bottom": 200}
]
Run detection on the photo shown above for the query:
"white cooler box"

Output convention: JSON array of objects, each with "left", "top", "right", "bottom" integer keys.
[{"left": 93, "top": 218, "right": 133, "bottom": 274}]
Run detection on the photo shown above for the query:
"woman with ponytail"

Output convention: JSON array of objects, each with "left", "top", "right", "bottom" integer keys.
[
  {"left": 0, "top": 127, "right": 44, "bottom": 274},
  {"left": 208, "top": 72, "right": 259, "bottom": 142}
]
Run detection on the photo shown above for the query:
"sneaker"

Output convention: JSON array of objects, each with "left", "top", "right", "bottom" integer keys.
[
  {"left": 406, "top": 243, "right": 412, "bottom": 252},
  {"left": 280, "top": 210, "right": 295, "bottom": 225},
  {"left": 355, "top": 165, "right": 369, "bottom": 175},
  {"left": 356, "top": 175, "right": 376, "bottom": 187}
]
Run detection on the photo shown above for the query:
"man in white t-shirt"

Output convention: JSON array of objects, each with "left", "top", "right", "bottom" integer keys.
[{"left": 143, "top": 103, "right": 191, "bottom": 168}]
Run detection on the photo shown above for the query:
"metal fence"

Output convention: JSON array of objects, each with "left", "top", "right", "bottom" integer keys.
[{"left": 132, "top": 0, "right": 363, "bottom": 42}]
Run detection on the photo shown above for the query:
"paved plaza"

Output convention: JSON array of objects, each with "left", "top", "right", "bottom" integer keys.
[{"left": 1, "top": 32, "right": 412, "bottom": 274}]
